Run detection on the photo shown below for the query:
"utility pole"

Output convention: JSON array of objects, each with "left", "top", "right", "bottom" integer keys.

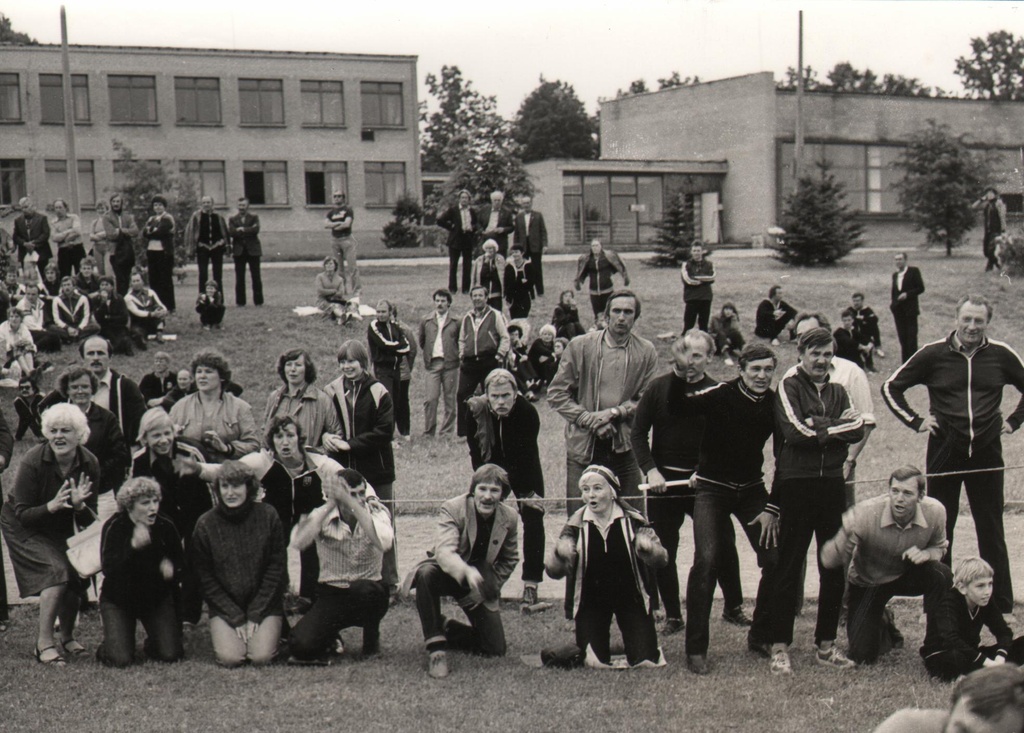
[
  {"left": 60, "top": 6, "right": 80, "bottom": 213},
  {"left": 794, "top": 10, "right": 805, "bottom": 184}
]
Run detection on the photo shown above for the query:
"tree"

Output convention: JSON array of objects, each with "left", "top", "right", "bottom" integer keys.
[
  {"left": 775, "top": 161, "right": 863, "bottom": 266},
  {"left": 777, "top": 62, "right": 941, "bottom": 97},
  {"left": 826, "top": 62, "right": 880, "bottom": 93},
  {"left": 0, "top": 13, "right": 37, "bottom": 44},
  {"left": 513, "top": 77, "right": 596, "bottom": 162},
  {"left": 955, "top": 30, "right": 1024, "bottom": 100},
  {"left": 381, "top": 194, "right": 424, "bottom": 249},
  {"left": 892, "top": 121, "right": 989, "bottom": 256},
  {"left": 111, "top": 140, "right": 199, "bottom": 266},
  {"left": 614, "top": 79, "right": 649, "bottom": 98},
  {"left": 778, "top": 65, "right": 823, "bottom": 91},
  {"left": 420, "top": 66, "right": 500, "bottom": 172},
  {"left": 647, "top": 192, "right": 697, "bottom": 267},
  {"left": 657, "top": 71, "right": 700, "bottom": 90}
]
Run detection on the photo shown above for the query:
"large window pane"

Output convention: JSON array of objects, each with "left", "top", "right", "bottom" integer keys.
[
  {"left": 361, "top": 82, "right": 404, "bottom": 127},
  {"left": 301, "top": 80, "right": 344, "bottom": 126},
  {"left": 563, "top": 195, "right": 583, "bottom": 246},
  {"left": 239, "top": 79, "right": 284, "bottom": 125},
  {"left": 243, "top": 161, "right": 288, "bottom": 205},
  {"left": 43, "top": 159, "right": 96, "bottom": 208},
  {"left": 0, "top": 159, "right": 26, "bottom": 205},
  {"left": 611, "top": 196, "right": 638, "bottom": 244},
  {"left": 108, "top": 75, "right": 156, "bottom": 123},
  {"left": 637, "top": 175, "right": 663, "bottom": 243},
  {"left": 304, "top": 161, "right": 348, "bottom": 205},
  {"left": 40, "top": 74, "right": 90, "bottom": 124},
  {"left": 180, "top": 160, "right": 226, "bottom": 205},
  {"left": 0, "top": 73, "right": 20, "bottom": 121},
  {"left": 364, "top": 162, "right": 406, "bottom": 206},
  {"left": 582, "top": 176, "right": 609, "bottom": 223},
  {"left": 175, "top": 77, "right": 221, "bottom": 124}
]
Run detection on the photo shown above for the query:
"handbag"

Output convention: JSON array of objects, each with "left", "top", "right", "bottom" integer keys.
[{"left": 66, "top": 507, "right": 104, "bottom": 579}]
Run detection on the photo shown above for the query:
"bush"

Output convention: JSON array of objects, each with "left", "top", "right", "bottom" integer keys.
[
  {"left": 647, "top": 192, "right": 696, "bottom": 267},
  {"left": 997, "top": 234, "right": 1024, "bottom": 275},
  {"left": 382, "top": 194, "right": 424, "bottom": 249},
  {"left": 775, "top": 161, "right": 863, "bottom": 266}
]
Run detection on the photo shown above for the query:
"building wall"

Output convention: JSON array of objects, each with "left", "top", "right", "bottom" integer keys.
[
  {"left": 0, "top": 45, "right": 421, "bottom": 259},
  {"left": 599, "top": 72, "right": 777, "bottom": 243}
]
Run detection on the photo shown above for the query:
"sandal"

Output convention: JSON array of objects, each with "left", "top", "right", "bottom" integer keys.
[
  {"left": 34, "top": 645, "right": 66, "bottom": 666},
  {"left": 59, "top": 638, "right": 88, "bottom": 656}
]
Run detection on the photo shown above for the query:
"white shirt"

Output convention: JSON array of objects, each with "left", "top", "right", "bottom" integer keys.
[
  {"left": 487, "top": 210, "right": 499, "bottom": 231},
  {"left": 896, "top": 267, "right": 906, "bottom": 292},
  {"left": 93, "top": 370, "right": 113, "bottom": 411},
  {"left": 432, "top": 312, "right": 448, "bottom": 360},
  {"left": 460, "top": 206, "right": 471, "bottom": 231}
]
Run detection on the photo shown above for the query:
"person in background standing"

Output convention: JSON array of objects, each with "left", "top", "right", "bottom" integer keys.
[
  {"left": 392, "top": 304, "right": 418, "bottom": 441},
  {"left": 477, "top": 190, "right": 515, "bottom": 257},
  {"left": 418, "top": 289, "right": 460, "bottom": 438},
  {"left": 851, "top": 292, "right": 882, "bottom": 370},
  {"left": 140, "top": 196, "right": 176, "bottom": 312},
  {"left": 103, "top": 194, "right": 139, "bottom": 296},
  {"left": 974, "top": 187, "right": 1007, "bottom": 272},
  {"left": 367, "top": 299, "right": 410, "bottom": 397},
  {"left": 437, "top": 190, "right": 479, "bottom": 295},
  {"left": 504, "top": 245, "right": 534, "bottom": 320},
  {"left": 12, "top": 197, "right": 51, "bottom": 278},
  {"left": 324, "top": 191, "right": 360, "bottom": 296},
  {"left": 574, "top": 239, "right": 629, "bottom": 322},
  {"left": 50, "top": 199, "right": 85, "bottom": 279},
  {"left": 471, "top": 239, "right": 504, "bottom": 312},
  {"left": 227, "top": 197, "right": 263, "bottom": 307},
  {"left": 681, "top": 242, "right": 715, "bottom": 333},
  {"left": 184, "top": 196, "right": 228, "bottom": 296},
  {"left": 514, "top": 195, "right": 548, "bottom": 296},
  {"left": 890, "top": 252, "right": 925, "bottom": 363},
  {"left": 456, "top": 286, "right": 510, "bottom": 437},
  {"left": 88, "top": 200, "right": 111, "bottom": 276}
]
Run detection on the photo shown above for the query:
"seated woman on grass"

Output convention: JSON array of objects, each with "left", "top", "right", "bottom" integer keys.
[
  {"left": 125, "top": 268, "right": 169, "bottom": 349},
  {"left": 315, "top": 256, "right": 352, "bottom": 325},
  {"left": 545, "top": 465, "right": 668, "bottom": 668}
]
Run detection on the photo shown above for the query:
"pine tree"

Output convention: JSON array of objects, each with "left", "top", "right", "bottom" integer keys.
[
  {"left": 647, "top": 193, "right": 695, "bottom": 267},
  {"left": 776, "top": 162, "right": 864, "bottom": 266}
]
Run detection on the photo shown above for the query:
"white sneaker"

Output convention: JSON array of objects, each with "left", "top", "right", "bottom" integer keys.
[
  {"left": 769, "top": 649, "right": 792, "bottom": 675},
  {"left": 771, "top": 338, "right": 781, "bottom": 347},
  {"left": 428, "top": 650, "right": 449, "bottom": 678},
  {"left": 816, "top": 645, "right": 856, "bottom": 669},
  {"left": 724, "top": 357, "right": 735, "bottom": 366}
]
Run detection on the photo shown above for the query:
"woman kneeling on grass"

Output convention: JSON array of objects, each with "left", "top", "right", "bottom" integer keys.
[
  {"left": 545, "top": 465, "right": 668, "bottom": 668},
  {"left": 96, "top": 477, "right": 184, "bottom": 667},
  {"left": 191, "top": 460, "right": 287, "bottom": 667}
]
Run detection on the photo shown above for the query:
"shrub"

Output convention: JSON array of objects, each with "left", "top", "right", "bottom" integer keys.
[
  {"left": 997, "top": 233, "right": 1024, "bottom": 275},
  {"left": 382, "top": 194, "right": 424, "bottom": 249},
  {"left": 775, "top": 161, "right": 863, "bottom": 266}
]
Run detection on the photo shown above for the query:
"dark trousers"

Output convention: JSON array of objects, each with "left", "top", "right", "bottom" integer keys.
[
  {"left": 892, "top": 311, "right": 918, "bottom": 363},
  {"left": 180, "top": 534, "right": 204, "bottom": 625},
  {"left": 28, "top": 329, "right": 61, "bottom": 353},
  {"left": 373, "top": 481, "right": 399, "bottom": 590},
  {"left": 197, "top": 303, "right": 225, "bottom": 327},
  {"left": 770, "top": 476, "right": 846, "bottom": 646},
  {"left": 147, "top": 250, "right": 175, "bottom": 312},
  {"left": 508, "top": 296, "right": 531, "bottom": 320},
  {"left": 57, "top": 244, "right": 86, "bottom": 279},
  {"left": 233, "top": 254, "right": 263, "bottom": 306},
  {"left": 456, "top": 354, "right": 499, "bottom": 436},
  {"left": 299, "top": 546, "right": 320, "bottom": 602},
  {"left": 374, "top": 366, "right": 400, "bottom": 401},
  {"left": 576, "top": 591, "right": 659, "bottom": 666},
  {"left": 395, "top": 379, "right": 411, "bottom": 436},
  {"left": 288, "top": 580, "right": 389, "bottom": 660},
  {"left": 590, "top": 292, "right": 611, "bottom": 320},
  {"left": 515, "top": 499, "right": 545, "bottom": 585},
  {"left": 686, "top": 480, "right": 778, "bottom": 656},
  {"left": 414, "top": 560, "right": 506, "bottom": 656},
  {"left": 196, "top": 246, "right": 224, "bottom": 293},
  {"left": 648, "top": 469, "right": 742, "bottom": 621},
  {"left": 847, "top": 561, "right": 952, "bottom": 664},
  {"left": 0, "top": 504, "right": 7, "bottom": 621},
  {"left": 14, "top": 398, "right": 42, "bottom": 440},
  {"left": 683, "top": 300, "right": 712, "bottom": 334},
  {"left": 96, "top": 596, "right": 183, "bottom": 667},
  {"left": 927, "top": 437, "right": 1013, "bottom": 613},
  {"left": 448, "top": 247, "right": 472, "bottom": 294},
  {"left": 113, "top": 258, "right": 134, "bottom": 296},
  {"left": 526, "top": 249, "right": 544, "bottom": 295},
  {"left": 926, "top": 638, "right": 1024, "bottom": 682}
]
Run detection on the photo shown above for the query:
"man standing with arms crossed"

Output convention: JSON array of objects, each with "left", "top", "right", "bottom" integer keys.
[
  {"left": 228, "top": 197, "right": 263, "bottom": 307},
  {"left": 325, "top": 191, "right": 360, "bottom": 295},
  {"left": 477, "top": 191, "right": 514, "bottom": 258},
  {"left": 184, "top": 196, "right": 228, "bottom": 295},
  {"left": 104, "top": 194, "right": 139, "bottom": 296},
  {"left": 882, "top": 294, "right": 1024, "bottom": 616},
  {"left": 514, "top": 195, "right": 548, "bottom": 296}
]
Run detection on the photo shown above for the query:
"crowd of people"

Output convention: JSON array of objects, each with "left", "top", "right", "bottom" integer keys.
[{"left": 2, "top": 188, "right": 1024, "bottom": 733}]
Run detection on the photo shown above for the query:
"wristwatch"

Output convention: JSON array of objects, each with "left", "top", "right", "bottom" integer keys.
[{"left": 610, "top": 407, "right": 621, "bottom": 420}]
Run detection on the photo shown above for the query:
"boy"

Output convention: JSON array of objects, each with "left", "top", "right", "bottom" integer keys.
[
  {"left": 74, "top": 256, "right": 102, "bottom": 307},
  {"left": 921, "top": 557, "right": 1024, "bottom": 681}
]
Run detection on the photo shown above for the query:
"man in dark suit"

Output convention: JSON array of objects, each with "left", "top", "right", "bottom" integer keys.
[
  {"left": 890, "top": 252, "right": 925, "bottom": 363},
  {"left": 477, "top": 190, "right": 515, "bottom": 257},
  {"left": 227, "top": 197, "right": 263, "bottom": 306},
  {"left": 12, "top": 196, "right": 52, "bottom": 276},
  {"left": 513, "top": 194, "right": 548, "bottom": 296},
  {"left": 437, "top": 189, "right": 479, "bottom": 294}
]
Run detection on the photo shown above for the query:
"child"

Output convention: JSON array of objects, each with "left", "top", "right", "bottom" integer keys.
[
  {"left": 124, "top": 268, "right": 169, "bottom": 350},
  {"left": 921, "top": 557, "right": 1024, "bottom": 681},
  {"left": 74, "top": 256, "right": 103, "bottom": 307},
  {"left": 505, "top": 322, "right": 540, "bottom": 400},
  {"left": 13, "top": 376, "right": 42, "bottom": 441},
  {"left": 161, "top": 368, "right": 195, "bottom": 411},
  {"left": 196, "top": 280, "right": 225, "bottom": 331}
]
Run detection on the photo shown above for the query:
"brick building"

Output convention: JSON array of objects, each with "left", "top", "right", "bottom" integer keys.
[{"left": 0, "top": 44, "right": 420, "bottom": 258}]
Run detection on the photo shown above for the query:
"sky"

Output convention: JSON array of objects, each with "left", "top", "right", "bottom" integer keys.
[{"left": 4, "top": 1, "right": 1022, "bottom": 117}]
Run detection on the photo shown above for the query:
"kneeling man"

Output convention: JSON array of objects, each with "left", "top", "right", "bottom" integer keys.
[
  {"left": 821, "top": 465, "right": 950, "bottom": 665},
  {"left": 408, "top": 463, "right": 519, "bottom": 678},
  {"left": 288, "top": 468, "right": 393, "bottom": 662}
]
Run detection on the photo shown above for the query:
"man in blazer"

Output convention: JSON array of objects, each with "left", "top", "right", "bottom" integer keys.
[
  {"left": 227, "top": 197, "right": 263, "bottom": 306},
  {"left": 436, "top": 189, "right": 479, "bottom": 295},
  {"left": 12, "top": 196, "right": 52, "bottom": 276},
  {"left": 477, "top": 190, "right": 515, "bottom": 257},
  {"left": 513, "top": 194, "right": 548, "bottom": 296},
  {"left": 406, "top": 463, "right": 519, "bottom": 678},
  {"left": 418, "top": 288, "right": 460, "bottom": 437},
  {"left": 890, "top": 252, "right": 925, "bottom": 363},
  {"left": 183, "top": 196, "right": 229, "bottom": 294}
]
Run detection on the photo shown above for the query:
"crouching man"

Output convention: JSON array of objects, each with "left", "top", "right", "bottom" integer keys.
[
  {"left": 287, "top": 468, "right": 393, "bottom": 663},
  {"left": 406, "top": 463, "right": 519, "bottom": 678},
  {"left": 820, "top": 465, "right": 950, "bottom": 665}
]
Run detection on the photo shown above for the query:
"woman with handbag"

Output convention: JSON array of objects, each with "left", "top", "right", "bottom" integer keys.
[
  {"left": 96, "top": 477, "right": 184, "bottom": 667},
  {"left": 0, "top": 403, "right": 100, "bottom": 665}
]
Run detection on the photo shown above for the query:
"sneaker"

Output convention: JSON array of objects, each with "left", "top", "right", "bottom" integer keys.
[
  {"left": 769, "top": 649, "right": 792, "bottom": 676},
  {"left": 428, "top": 650, "right": 449, "bottom": 678},
  {"left": 686, "top": 654, "right": 710, "bottom": 675},
  {"left": 747, "top": 637, "right": 772, "bottom": 659},
  {"left": 521, "top": 585, "right": 539, "bottom": 607},
  {"left": 722, "top": 605, "right": 753, "bottom": 627},
  {"left": 332, "top": 634, "right": 345, "bottom": 656},
  {"left": 771, "top": 338, "right": 781, "bottom": 347},
  {"left": 662, "top": 618, "right": 685, "bottom": 635},
  {"left": 815, "top": 645, "right": 856, "bottom": 670}
]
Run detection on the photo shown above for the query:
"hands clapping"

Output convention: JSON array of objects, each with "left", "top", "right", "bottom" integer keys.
[{"left": 47, "top": 474, "right": 93, "bottom": 514}]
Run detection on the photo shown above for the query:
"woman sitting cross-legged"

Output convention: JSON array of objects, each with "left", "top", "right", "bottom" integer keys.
[
  {"left": 95, "top": 477, "right": 184, "bottom": 667},
  {"left": 191, "top": 460, "right": 287, "bottom": 667},
  {"left": 545, "top": 465, "right": 668, "bottom": 668}
]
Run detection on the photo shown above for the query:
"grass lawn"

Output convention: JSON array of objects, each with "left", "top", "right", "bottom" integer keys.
[{"left": 1, "top": 246, "right": 1022, "bottom": 732}]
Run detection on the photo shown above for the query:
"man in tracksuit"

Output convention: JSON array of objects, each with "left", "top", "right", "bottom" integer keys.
[
  {"left": 768, "top": 327, "right": 864, "bottom": 676},
  {"left": 882, "top": 294, "right": 1024, "bottom": 615}
]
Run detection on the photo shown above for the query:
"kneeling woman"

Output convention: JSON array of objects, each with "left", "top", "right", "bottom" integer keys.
[
  {"left": 545, "top": 465, "right": 668, "bottom": 668},
  {"left": 191, "top": 461, "right": 287, "bottom": 667},
  {"left": 96, "top": 477, "right": 184, "bottom": 667}
]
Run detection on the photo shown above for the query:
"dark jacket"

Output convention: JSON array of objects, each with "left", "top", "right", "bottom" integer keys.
[
  {"left": 437, "top": 205, "right": 479, "bottom": 252},
  {"left": 466, "top": 394, "right": 544, "bottom": 499},
  {"left": 13, "top": 212, "right": 52, "bottom": 263},
  {"left": 8, "top": 443, "right": 100, "bottom": 546},
  {"left": 418, "top": 311, "right": 460, "bottom": 368},
  {"left": 630, "top": 371, "right": 716, "bottom": 475},
  {"left": 367, "top": 318, "right": 410, "bottom": 372},
  {"left": 503, "top": 261, "right": 534, "bottom": 308},
  {"left": 81, "top": 403, "right": 130, "bottom": 495},
  {"left": 139, "top": 371, "right": 177, "bottom": 404},
  {"left": 100, "top": 511, "right": 183, "bottom": 610},
  {"left": 103, "top": 209, "right": 140, "bottom": 268},
  {"left": 323, "top": 373, "right": 395, "bottom": 485},
  {"left": 141, "top": 213, "right": 175, "bottom": 255},
  {"left": 477, "top": 204, "right": 515, "bottom": 252},
  {"left": 921, "top": 588, "right": 1014, "bottom": 664},
  {"left": 514, "top": 210, "right": 548, "bottom": 254},
  {"left": 227, "top": 212, "right": 262, "bottom": 257},
  {"left": 755, "top": 298, "right": 797, "bottom": 338},
  {"left": 41, "top": 370, "right": 145, "bottom": 453},
  {"left": 890, "top": 266, "right": 925, "bottom": 316},
  {"left": 131, "top": 441, "right": 213, "bottom": 539}
]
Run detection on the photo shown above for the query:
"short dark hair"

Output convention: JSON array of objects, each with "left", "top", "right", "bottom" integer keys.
[
  {"left": 508, "top": 324, "right": 523, "bottom": 337},
  {"left": 794, "top": 311, "right": 831, "bottom": 331},
  {"left": 797, "top": 327, "right": 835, "bottom": 354},
  {"left": 264, "top": 414, "right": 305, "bottom": 452},
  {"left": 191, "top": 349, "right": 232, "bottom": 382},
  {"left": 852, "top": 292, "right": 864, "bottom": 299},
  {"left": 510, "top": 245, "right": 525, "bottom": 254},
  {"left": 889, "top": 465, "right": 926, "bottom": 496},
  {"left": 151, "top": 195, "right": 168, "bottom": 207},
  {"left": 98, "top": 275, "right": 116, "bottom": 287},
  {"left": 470, "top": 463, "right": 511, "bottom": 500},
  {"left": 432, "top": 288, "right": 453, "bottom": 304},
  {"left": 951, "top": 665, "right": 1024, "bottom": 720},
  {"left": 215, "top": 460, "right": 260, "bottom": 502},
  {"left": 337, "top": 468, "right": 365, "bottom": 489},
  {"left": 58, "top": 366, "right": 98, "bottom": 395},
  {"left": 738, "top": 343, "right": 777, "bottom": 370},
  {"left": 238, "top": 197, "right": 249, "bottom": 205},
  {"left": 276, "top": 348, "right": 316, "bottom": 385},
  {"left": 604, "top": 289, "right": 641, "bottom": 320},
  {"left": 470, "top": 285, "right": 488, "bottom": 297},
  {"left": 984, "top": 186, "right": 999, "bottom": 197},
  {"left": 337, "top": 339, "right": 369, "bottom": 369},
  {"left": 768, "top": 285, "right": 782, "bottom": 299},
  {"left": 841, "top": 308, "right": 857, "bottom": 320}
]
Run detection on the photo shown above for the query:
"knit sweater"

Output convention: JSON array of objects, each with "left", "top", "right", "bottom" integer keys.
[
  {"left": 630, "top": 371, "right": 716, "bottom": 474},
  {"left": 100, "top": 511, "right": 182, "bottom": 610}
]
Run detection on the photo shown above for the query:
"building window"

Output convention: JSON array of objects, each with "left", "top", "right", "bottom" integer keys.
[
  {"left": 563, "top": 173, "right": 668, "bottom": 246},
  {"left": 364, "top": 162, "right": 405, "bottom": 206},
  {"left": 361, "top": 82, "right": 403, "bottom": 127},
  {"left": 239, "top": 79, "right": 284, "bottom": 125},
  {"left": 112, "top": 159, "right": 161, "bottom": 192},
  {"left": 305, "top": 162, "right": 348, "bottom": 205},
  {"left": 40, "top": 74, "right": 90, "bottom": 124},
  {"left": 779, "top": 142, "right": 904, "bottom": 215},
  {"left": 301, "top": 80, "right": 344, "bottom": 127},
  {"left": 175, "top": 77, "right": 221, "bottom": 124},
  {"left": 180, "top": 160, "right": 227, "bottom": 205},
  {"left": 108, "top": 75, "right": 157, "bottom": 123},
  {"left": 0, "top": 73, "right": 21, "bottom": 121},
  {"left": 0, "top": 159, "right": 26, "bottom": 205},
  {"left": 243, "top": 161, "right": 288, "bottom": 205},
  {"left": 43, "top": 159, "right": 96, "bottom": 208}
]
